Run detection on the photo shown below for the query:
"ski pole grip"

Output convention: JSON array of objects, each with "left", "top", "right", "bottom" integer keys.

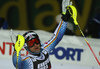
[{"left": 15, "top": 34, "right": 25, "bottom": 56}]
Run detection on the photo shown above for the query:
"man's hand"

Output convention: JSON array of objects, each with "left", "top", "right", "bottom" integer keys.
[
  {"left": 61, "top": 0, "right": 72, "bottom": 22},
  {"left": 61, "top": 0, "right": 78, "bottom": 25},
  {"left": 62, "top": 0, "right": 72, "bottom": 15}
]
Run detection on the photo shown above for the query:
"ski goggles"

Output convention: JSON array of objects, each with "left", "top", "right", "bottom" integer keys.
[{"left": 27, "top": 38, "right": 40, "bottom": 47}]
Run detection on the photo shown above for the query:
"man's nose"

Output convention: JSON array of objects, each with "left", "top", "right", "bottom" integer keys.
[{"left": 34, "top": 43, "right": 38, "bottom": 46}]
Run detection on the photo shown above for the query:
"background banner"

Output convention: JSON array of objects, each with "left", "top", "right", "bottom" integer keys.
[{"left": 0, "top": 30, "right": 100, "bottom": 67}]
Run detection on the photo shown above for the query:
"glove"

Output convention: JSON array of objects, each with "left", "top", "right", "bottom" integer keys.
[
  {"left": 61, "top": 0, "right": 72, "bottom": 22},
  {"left": 61, "top": 9, "right": 71, "bottom": 22}
]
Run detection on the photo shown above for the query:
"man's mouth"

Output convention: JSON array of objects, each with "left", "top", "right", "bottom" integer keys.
[{"left": 35, "top": 47, "right": 39, "bottom": 50}]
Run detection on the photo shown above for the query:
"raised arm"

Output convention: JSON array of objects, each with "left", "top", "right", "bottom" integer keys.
[
  {"left": 43, "top": 0, "right": 72, "bottom": 53},
  {"left": 43, "top": 20, "right": 68, "bottom": 53}
]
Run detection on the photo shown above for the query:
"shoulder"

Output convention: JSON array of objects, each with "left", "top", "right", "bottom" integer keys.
[
  {"left": 22, "top": 55, "right": 31, "bottom": 61},
  {"left": 41, "top": 42, "right": 50, "bottom": 49},
  {"left": 21, "top": 55, "right": 33, "bottom": 66},
  {"left": 21, "top": 56, "right": 34, "bottom": 69}
]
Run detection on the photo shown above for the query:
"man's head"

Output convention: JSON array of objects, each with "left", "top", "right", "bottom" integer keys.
[{"left": 23, "top": 31, "right": 42, "bottom": 55}]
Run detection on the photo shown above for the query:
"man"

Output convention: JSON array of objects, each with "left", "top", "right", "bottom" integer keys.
[{"left": 12, "top": 1, "right": 73, "bottom": 69}]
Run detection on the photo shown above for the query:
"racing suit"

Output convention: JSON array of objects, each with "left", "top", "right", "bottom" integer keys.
[{"left": 12, "top": 20, "right": 68, "bottom": 69}]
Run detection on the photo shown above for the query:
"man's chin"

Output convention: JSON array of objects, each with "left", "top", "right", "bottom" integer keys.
[{"left": 35, "top": 50, "right": 40, "bottom": 54}]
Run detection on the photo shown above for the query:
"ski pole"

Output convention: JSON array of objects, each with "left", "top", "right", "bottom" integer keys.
[
  {"left": 14, "top": 34, "right": 25, "bottom": 68},
  {"left": 67, "top": 5, "right": 100, "bottom": 65}
]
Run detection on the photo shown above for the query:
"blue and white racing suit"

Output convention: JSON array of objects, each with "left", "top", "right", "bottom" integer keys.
[{"left": 12, "top": 20, "right": 68, "bottom": 69}]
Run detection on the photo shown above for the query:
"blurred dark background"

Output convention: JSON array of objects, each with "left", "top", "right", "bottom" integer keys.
[{"left": 0, "top": 0, "right": 100, "bottom": 38}]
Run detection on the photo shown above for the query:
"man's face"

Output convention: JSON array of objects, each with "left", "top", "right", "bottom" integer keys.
[
  {"left": 28, "top": 43, "right": 41, "bottom": 54},
  {"left": 27, "top": 38, "right": 41, "bottom": 54}
]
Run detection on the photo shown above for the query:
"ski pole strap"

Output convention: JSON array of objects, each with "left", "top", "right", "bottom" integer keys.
[{"left": 67, "top": 5, "right": 78, "bottom": 25}]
